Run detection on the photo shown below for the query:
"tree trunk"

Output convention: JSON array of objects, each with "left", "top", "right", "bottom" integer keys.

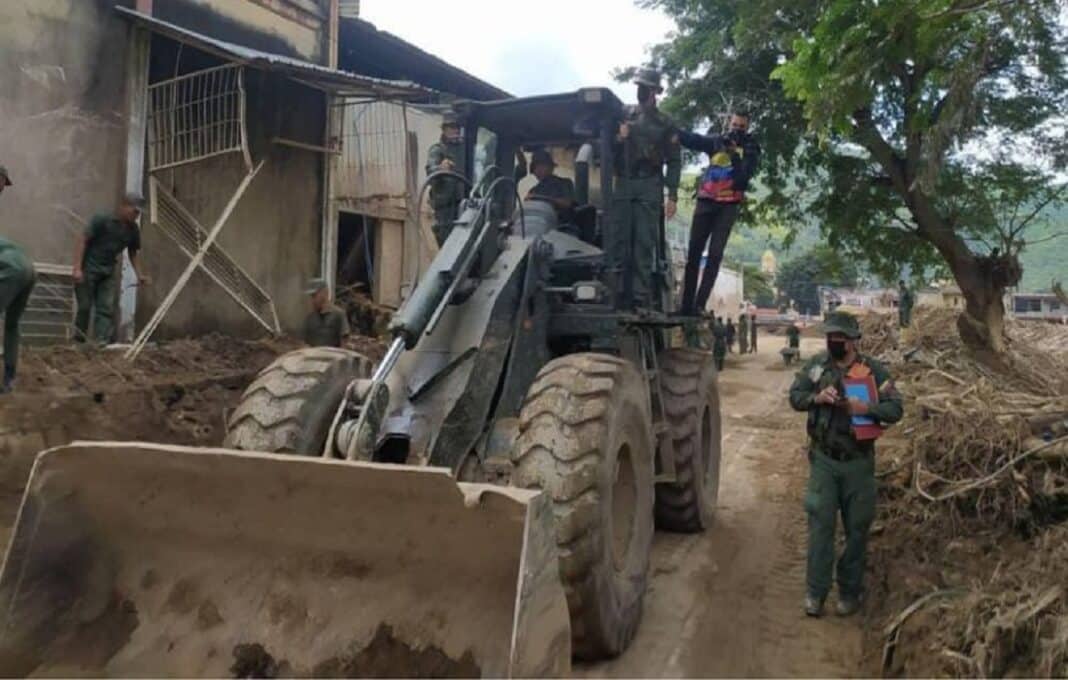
[{"left": 955, "top": 266, "right": 1008, "bottom": 354}]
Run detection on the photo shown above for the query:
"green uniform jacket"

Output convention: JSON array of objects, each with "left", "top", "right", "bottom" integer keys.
[
  {"left": 786, "top": 325, "right": 801, "bottom": 348},
  {"left": 616, "top": 105, "right": 681, "bottom": 200},
  {"left": 83, "top": 214, "right": 141, "bottom": 276},
  {"left": 425, "top": 139, "right": 467, "bottom": 210},
  {"left": 789, "top": 352, "right": 903, "bottom": 458},
  {"left": 303, "top": 305, "right": 350, "bottom": 348}
]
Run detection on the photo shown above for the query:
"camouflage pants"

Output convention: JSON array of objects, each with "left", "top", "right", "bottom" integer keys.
[
  {"left": 432, "top": 203, "right": 461, "bottom": 246},
  {"left": 74, "top": 269, "right": 118, "bottom": 344},
  {"left": 612, "top": 177, "right": 662, "bottom": 307},
  {"left": 0, "top": 250, "right": 36, "bottom": 381},
  {"left": 804, "top": 450, "right": 876, "bottom": 600}
]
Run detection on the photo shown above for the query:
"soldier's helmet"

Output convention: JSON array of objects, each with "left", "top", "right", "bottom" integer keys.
[
  {"left": 821, "top": 311, "right": 862, "bottom": 339},
  {"left": 632, "top": 67, "right": 664, "bottom": 94}
]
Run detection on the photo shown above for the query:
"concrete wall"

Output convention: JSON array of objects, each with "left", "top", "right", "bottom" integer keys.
[
  {"left": 709, "top": 265, "right": 744, "bottom": 319},
  {"left": 153, "top": 0, "right": 334, "bottom": 65},
  {"left": 0, "top": 0, "right": 133, "bottom": 264},
  {"left": 136, "top": 70, "right": 326, "bottom": 338}
]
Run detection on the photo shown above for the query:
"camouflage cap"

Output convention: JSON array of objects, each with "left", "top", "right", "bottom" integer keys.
[
  {"left": 821, "top": 311, "right": 862, "bottom": 339},
  {"left": 633, "top": 67, "right": 664, "bottom": 93},
  {"left": 304, "top": 277, "right": 328, "bottom": 295},
  {"left": 0, "top": 166, "right": 12, "bottom": 186},
  {"left": 441, "top": 110, "right": 462, "bottom": 127},
  {"left": 530, "top": 149, "right": 555, "bottom": 169}
]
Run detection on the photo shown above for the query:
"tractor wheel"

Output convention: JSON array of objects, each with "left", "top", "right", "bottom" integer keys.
[
  {"left": 224, "top": 347, "right": 373, "bottom": 455},
  {"left": 654, "top": 348, "right": 722, "bottom": 532},
  {"left": 512, "top": 353, "right": 655, "bottom": 660}
]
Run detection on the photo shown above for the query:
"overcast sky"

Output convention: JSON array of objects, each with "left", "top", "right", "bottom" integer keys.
[{"left": 359, "top": 0, "right": 677, "bottom": 101}]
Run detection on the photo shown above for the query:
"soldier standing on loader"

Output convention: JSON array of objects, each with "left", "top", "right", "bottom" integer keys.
[
  {"left": 737, "top": 313, "right": 749, "bottom": 354},
  {"left": 788, "top": 311, "right": 903, "bottom": 618},
  {"left": 615, "top": 68, "right": 681, "bottom": 307},
  {"left": 426, "top": 111, "right": 467, "bottom": 246},
  {"left": 0, "top": 166, "right": 36, "bottom": 395},
  {"left": 302, "top": 278, "right": 350, "bottom": 348},
  {"left": 898, "top": 279, "right": 914, "bottom": 328},
  {"left": 711, "top": 316, "right": 727, "bottom": 370},
  {"left": 72, "top": 192, "right": 149, "bottom": 346}
]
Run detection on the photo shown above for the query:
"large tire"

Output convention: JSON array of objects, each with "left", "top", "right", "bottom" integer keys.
[
  {"left": 655, "top": 348, "right": 722, "bottom": 532},
  {"left": 224, "top": 347, "right": 373, "bottom": 455},
  {"left": 512, "top": 353, "right": 655, "bottom": 660}
]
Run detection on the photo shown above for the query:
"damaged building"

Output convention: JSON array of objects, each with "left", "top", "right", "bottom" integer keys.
[{"left": 0, "top": 0, "right": 508, "bottom": 347}]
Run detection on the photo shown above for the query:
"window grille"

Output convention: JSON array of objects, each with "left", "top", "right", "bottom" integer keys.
[{"left": 147, "top": 64, "right": 250, "bottom": 172}]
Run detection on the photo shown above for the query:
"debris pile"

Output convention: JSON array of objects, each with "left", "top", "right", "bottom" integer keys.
[
  {"left": 337, "top": 285, "right": 391, "bottom": 361},
  {"left": 17, "top": 334, "right": 299, "bottom": 394},
  {"left": 869, "top": 306, "right": 1068, "bottom": 677},
  {"left": 856, "top": 312, "right": 898, "bottom": 360}
]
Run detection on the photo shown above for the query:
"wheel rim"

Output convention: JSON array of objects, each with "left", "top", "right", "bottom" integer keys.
[{"left": 611, "top": 443, "right": 637, "bottom": 572}]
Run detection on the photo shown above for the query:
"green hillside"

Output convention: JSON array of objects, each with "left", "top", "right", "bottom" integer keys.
[{"left": 1019, "top": 204, "right": 1068, "bottom": 292}]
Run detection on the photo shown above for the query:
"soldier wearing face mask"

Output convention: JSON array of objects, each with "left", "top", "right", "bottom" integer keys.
[{"left": 788, "top": 311, "right": 903, "bottom": 619}]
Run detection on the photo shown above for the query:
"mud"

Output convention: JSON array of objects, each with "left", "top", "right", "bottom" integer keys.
[{"left": 312, "top": 625, "right": 481, "bottom": 679}]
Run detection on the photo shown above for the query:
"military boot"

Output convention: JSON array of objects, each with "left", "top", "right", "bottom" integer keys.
[
  {"left": 804, "top": 594, "right": 825, "bottom": 618},
  {"left": 836, "top": 593, "right": 864, "bottom": 617}
]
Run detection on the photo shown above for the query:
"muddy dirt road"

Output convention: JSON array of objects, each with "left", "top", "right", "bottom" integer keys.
[{"left": 582, "top": 335, "right": 865, "bottom": 678}]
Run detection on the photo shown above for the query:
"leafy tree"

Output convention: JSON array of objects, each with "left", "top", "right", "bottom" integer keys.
[
  {"left": 743, "top": 264, "right": 776, "bottom": 308},
  {"left": 643, "top": 0, "right": 1067, "bottom": 352},
  {"left": 776, "top": 245, "right": 858, "bottom": 315}
]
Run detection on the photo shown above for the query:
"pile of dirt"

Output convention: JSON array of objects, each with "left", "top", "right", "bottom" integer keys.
[
  {"left": 16, "top": 334, "right": 300, "bottom": 395},
  {"left": 866, "top": 306, "right": 1068, "bottom": 677}
]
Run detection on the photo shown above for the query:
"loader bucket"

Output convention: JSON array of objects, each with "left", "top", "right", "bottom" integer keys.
[{"left": 0, "top": 443, "right": 570, "bottom": 678}]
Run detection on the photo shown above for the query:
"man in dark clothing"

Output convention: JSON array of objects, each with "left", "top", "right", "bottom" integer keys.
[
  {"left": 0, "top": 166, "right": 36, "bottom": 394},
  {"left": 725, "top": 318, "right": 736, "bottom": 353},
  {"left": 676, "top": 113, "right": 761, "bottom": 315},
  {"left": 898, "top": 280, "right": 914, "bottom": 328},
  {"left": 789, "top": 312, "right": 904, "bottom": 618},
  {"left": 711, "top": 316, "right": 727, "bottom": 370},
  {"left": 525, "top": 149, "right": 575, "bottom": 221},
  {"left": 426, "top": 111, "right": 467, "bottom": 246},
  {"left": 73, "top": 192, "right": 149, "bottom": 345},
  {"left": 738, "top": 314, "right": 749, "bottom": 354},
  {"left": 303, "top": 278, "right": 350, "bottom": 348},
  {"left": 750, "top": 313, "right": 758, "bottom": 353}
]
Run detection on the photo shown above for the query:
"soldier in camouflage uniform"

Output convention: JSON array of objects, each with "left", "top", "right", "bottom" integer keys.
[
  {"left": 737, "top": 313, "right": 749, "bottom": 354},
  {"left": 898, "top": 279, "right": 914, "bottom": 328},
  {"left": 615, "top": 68, "right": 681, "bottom": 307},
  {"left": 711, "top": 316, "right": 727, "bottom": 371},
  {"left": 788, "top": 311, "right": 903, "bottom": 618},
  {"left": 425, "top": 111, "right": 467, "bottom": 246},
  {"left": 0, "top": 166, "right": 36, "bottom": 394}
]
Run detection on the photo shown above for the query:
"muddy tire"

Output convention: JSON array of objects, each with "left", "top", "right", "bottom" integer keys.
[
  {"left": 655, "top": 348, "right": 721, "bottom": 532},
  {"left": 224, "top": 347, "right": 373, "bottom": 455},
  {"left": 512, "top": 353, "right": 655, "bottom": 660}
]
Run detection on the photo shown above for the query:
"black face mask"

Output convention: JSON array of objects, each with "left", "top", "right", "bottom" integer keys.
[{"left": 827, "top": 339, "right": 849, "bottom": 360}]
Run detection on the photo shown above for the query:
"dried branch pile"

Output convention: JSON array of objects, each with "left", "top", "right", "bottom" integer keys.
[{"left": 870, "top": 306, "right": 1068, "bottom": 677}]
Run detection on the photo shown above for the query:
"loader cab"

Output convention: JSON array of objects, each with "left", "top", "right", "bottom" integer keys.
[{"left": 455, "top": 88, "right": 623, "bottom": 250}]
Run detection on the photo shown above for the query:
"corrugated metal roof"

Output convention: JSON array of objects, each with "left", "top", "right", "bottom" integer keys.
[{"left": 115, "top": 6, "right": 434, "bottom": 100}]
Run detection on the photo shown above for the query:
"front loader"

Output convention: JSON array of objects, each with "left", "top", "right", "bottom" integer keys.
[{"left": 0, "top": 89, "right": 722, "bottom": 677}]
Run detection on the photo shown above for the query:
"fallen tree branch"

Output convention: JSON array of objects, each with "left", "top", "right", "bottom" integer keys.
[
  {"left": 882, "top": 589, "right": 965, "bottom": 673},
  {"left": 915, "top": 435, "right": 1068, "bottom": 502}
]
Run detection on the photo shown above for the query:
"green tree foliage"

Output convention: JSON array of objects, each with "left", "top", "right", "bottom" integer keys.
[
  {"left": 775, "top": 245, "right": 859, "bottom": 315},
  {"left": 742, "top": 264, "right": 776, "bottom": 308},
  {"left": 644, "top": 0, "right": 1067, "bottom": 351}
]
